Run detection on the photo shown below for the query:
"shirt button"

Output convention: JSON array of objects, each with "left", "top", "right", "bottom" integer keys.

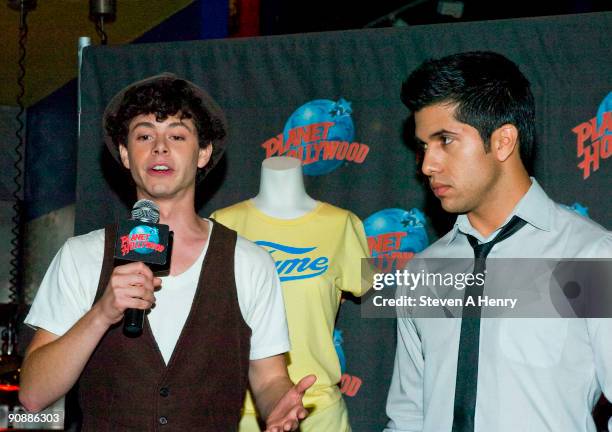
[
  {"left": 159, "top": 387, "right": 169, "bottom": 397},
  {"left": 158, "top": 416, "right": 168, "bottom": 425}
]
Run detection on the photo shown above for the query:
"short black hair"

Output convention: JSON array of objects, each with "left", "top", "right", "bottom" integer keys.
[
  {"left": 104, "top": 76, "right": 226, "bottom": 179},
  {"left": 401, "top": 51, "right": 535, "bottom": 164}
]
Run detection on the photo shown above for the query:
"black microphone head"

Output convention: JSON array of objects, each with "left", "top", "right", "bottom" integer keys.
[{"left": 131, "top": 199, "right": 160, "bottom": 223}]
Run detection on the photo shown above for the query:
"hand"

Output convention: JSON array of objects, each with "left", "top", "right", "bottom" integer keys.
[
  {"left": 95, "top": 262, "right": 161, "bottom": 326},
  {"left": 264, "top": 375, "right": 317, "bottom": 432}
]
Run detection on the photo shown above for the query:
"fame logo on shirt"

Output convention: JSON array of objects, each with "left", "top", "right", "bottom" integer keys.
[{"left": 255, "top": 241, "right": 329, "bottom": 282}]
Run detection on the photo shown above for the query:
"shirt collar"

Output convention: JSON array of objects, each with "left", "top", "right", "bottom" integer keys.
[{"left": 447, "top": 177, "right": 553, "bottom": 245}]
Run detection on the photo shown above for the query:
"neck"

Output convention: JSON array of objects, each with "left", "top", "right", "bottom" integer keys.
[
  {"left": 467, "top": 168, "right": 532, "bottom": 238},
  {"left": 252, "top": 157, "right": 317, "bottom": 219},
  {"left": 136, "top": 189, "right": 207, "bottom": 239}
]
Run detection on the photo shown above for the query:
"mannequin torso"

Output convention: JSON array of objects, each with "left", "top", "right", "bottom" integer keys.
[
  {"left": 212, "top": 156, "right": 369, "bottom": 430},
  {"left": 252, "top": 156, "right": 318, "bottom": 219}
]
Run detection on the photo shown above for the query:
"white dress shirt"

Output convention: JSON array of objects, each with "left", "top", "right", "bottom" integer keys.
[{"left": 385, "top": 179, "right": 612, "bottom": 432}]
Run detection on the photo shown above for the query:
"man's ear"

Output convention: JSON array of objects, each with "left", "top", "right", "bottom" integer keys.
[
  {"left": 491, "top": 124, "right": 519, "bottom": 162},
  {"left": 197, "top": 143, "right": 213, "bottom": 169},
  {"left": 118, "top": 144, "right": 130, "bottom": 169}
]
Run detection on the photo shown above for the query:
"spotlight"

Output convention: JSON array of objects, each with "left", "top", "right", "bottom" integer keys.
[{"left": 89, "top": 0, "right": 116, "bottom": 45}]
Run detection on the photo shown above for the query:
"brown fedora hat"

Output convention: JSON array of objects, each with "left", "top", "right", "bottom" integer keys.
[{"left": 102, "top": 72, "right": 228, "bottom": 179}]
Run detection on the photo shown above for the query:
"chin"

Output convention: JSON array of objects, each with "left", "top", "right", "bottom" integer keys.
[
  {"left": 440, "top": 199, "right": 468, "bottom": 214},
  {"left": 140, "top": 187, "right": 173, "bottom": 200}
]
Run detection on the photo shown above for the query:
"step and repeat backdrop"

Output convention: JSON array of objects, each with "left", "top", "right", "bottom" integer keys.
[{"left": 77, "top": 12, "right": 611, "bottom": 430}]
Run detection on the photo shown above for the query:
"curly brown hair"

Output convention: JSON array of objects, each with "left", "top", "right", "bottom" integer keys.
[{"left": 104, "top": 75, "right": 227, "bottom": 180}]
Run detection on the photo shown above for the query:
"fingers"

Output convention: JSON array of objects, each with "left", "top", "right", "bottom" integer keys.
[
  {"left": 265, "top": 404, "right": 309, "bottom": 432},
  {"left": 116, "top": 272, "right": 156, "bottom": 294},
  {"left": 120, "top": 285, "right": 156, "bottom": 307},
  {"left": 266, "top": 418, "right": 299, "bottom": 432},
  {"left": 153, "top": 277, "right": 162, "bottom": 289},
  {"left": 114, "top": 261, "right": 154, "bottom": 278},
  {"left": 119, "top": 262, "right": 161, "bottom": 291},
  {"left": 265, "top": 377, "right": 314, "bottom": 432},
  {"left": 112, "top": 273, "right": 156, "bottom": 301},
  {"left": 99, "top": 262, "right": 160, "bottom": 324},
  {"left": 294, "top": 374, "right": 317, "bottom": 394},
  {"left": 113, "top": 262, "right": 156, "bottom": 293},
  {"left": 265, "top": 420, "right": 298, "bottom": 432},
  {"left": 296, "top": 406, "right": 308, "bottom": 420}
]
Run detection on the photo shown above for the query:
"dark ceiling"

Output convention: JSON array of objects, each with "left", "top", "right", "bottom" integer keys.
[
  {"left": 0, "top": 0, "right": 192, "bottom": 107},
  {"left": 0, "top": 0, "right": 609, "bottom": 107},
  {"left": 260, "top": 0, "right": 610, "bottom": 33}
]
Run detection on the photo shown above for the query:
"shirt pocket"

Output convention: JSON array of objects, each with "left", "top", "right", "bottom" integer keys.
[{"left": 499, "top": 318, "right": 568, "bottom": 367}]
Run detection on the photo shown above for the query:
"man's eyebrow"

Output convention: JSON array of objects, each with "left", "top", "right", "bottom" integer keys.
[
  {"left": 130, "top": 121, "right": 155, "bottom": 131},
  {"left": 414, "top": 128, "right": 458, "bottom": 145},
  {"left": 167, "top": 121, "right": 194, "bottom": 133},
  {"left": 428, "top": 128, "right": 456, "bottom": 139},
  {"left": 129, "top": 121, "right": 194, "bottom": 133}
]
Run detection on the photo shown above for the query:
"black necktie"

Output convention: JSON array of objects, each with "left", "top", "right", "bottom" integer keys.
[{"left": 452, "top": 216, "right": 527, "bottom": 432}]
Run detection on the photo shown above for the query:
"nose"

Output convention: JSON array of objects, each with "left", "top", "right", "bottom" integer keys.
[
  {"left": 152, "top": 136, "right": 169, "bottom": 155},
  {"left": 421, "top": 145, "right": 441, "bottom": 177}
]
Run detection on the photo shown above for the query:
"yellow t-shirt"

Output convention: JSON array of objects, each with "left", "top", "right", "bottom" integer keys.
[{"left": 211, "top": 200, "right": 369, "bottom": 414}]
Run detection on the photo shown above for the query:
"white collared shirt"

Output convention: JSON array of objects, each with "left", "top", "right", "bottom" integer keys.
[{"left": 385, "top": 179, "right": 612, "bottom": 432}]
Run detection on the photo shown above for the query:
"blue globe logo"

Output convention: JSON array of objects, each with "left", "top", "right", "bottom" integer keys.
[
  {"left": 597, "top": 91, "right": 612, "bottom": 136},
  {"left": 364, "top": 208, "right": 429, "bottom": 257},
  {"left": 128, "top": 225, "right": 159, "bottom": 254},
  {"left": 283, "top": 98, "right": 355, "bottom": 176}
]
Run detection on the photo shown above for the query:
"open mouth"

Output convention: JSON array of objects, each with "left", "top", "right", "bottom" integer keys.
[{"left": 149, "top": 164, "right": 173, "bottom": 175}]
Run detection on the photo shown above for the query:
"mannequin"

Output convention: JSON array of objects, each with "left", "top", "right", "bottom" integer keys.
[
  {"left": 251, "top": 156, "right": 318, "bottom": 219},
  {"left": 211, "top": 157, "right": 369, "bottom": 432}
]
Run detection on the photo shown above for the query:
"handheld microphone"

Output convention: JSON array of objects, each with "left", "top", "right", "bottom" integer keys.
[{"left": 113, "top": 199, "right": 171, "bottom": 337}]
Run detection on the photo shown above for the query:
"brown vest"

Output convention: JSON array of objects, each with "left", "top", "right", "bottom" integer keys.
[{"left": 78, "top": 220, "right": 251, "bottom": 431}]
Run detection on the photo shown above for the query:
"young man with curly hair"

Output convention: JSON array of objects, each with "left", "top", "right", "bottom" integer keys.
[{"left": 20, "top": 74, "right": 315, "bottom": 432}]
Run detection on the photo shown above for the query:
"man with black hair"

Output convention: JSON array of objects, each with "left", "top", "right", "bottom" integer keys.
[
  {"left": 20, "top": 74, "right": 315, "bottom": 432},
  {"left": 385, "top": 52, "right": 612, "bottom": 431}
]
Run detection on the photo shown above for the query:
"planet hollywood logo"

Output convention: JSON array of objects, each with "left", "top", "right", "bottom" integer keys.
[
  {"left": 340, "top": 373, "right": 363, "bottom": 398},
  {"left": 255, "top": 241, "right": 329, "bottom": 282},
  {"left": 120, "top": 225, "right": 165, "bottom": 256},
  {"left": 571, "top": 91, "right": 611, "bottom": 179},
  {"left": 364, "top": 208, "right": 429, "bottom": 271},
  {"left": 260, "top": 98, "right": 370, "bottom": 176}
]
